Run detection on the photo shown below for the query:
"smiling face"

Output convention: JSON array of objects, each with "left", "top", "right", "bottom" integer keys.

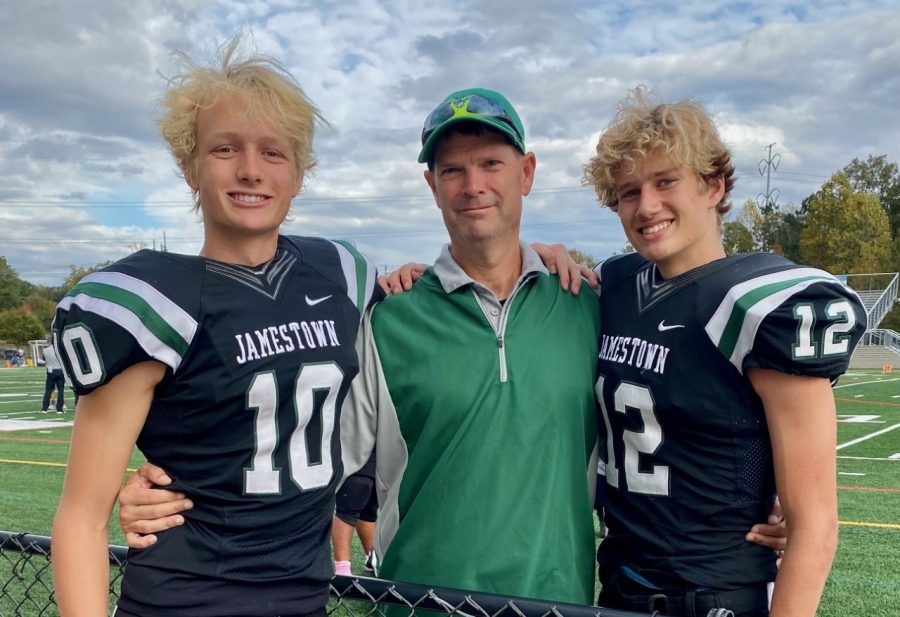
[
  {"left": 614, "top": 152, "right": 725, "bottom": 278},
  {"left": 424, "top": 128, "right": 535, "bottom": 252},
  {"left": 187, "top": 97, "right": 302, "bottom": 259}
]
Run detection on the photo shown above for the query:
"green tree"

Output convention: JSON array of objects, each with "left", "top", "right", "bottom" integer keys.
[
  {"left": 892, "top": 235, "right": 900, "bottom": 274},
  {"left": 843, "top": 154, "right": 900, "bottom": 234},
  {"left": 879, "top": 302, "right": 900, "bottom": 332},
  {"left": 22, "top": 291, "right": 59, "bottom": 330},
  {"left": 0, "top": 256, "right": 28, "bottom": 311},
  {"left": 799, "top": 173, "right": 892, "bottom": 274},
  {"left": 723, "top": 221, "right": 754, "bottom": 255},
  {"left": 0, "top": 308, "right": 45, "bottom": 345},
  {"left": 771, "top": 209, "right": 804, "bottom": 263},
  {"left": 567, "top": 249, "right": 599, "bottom": 269},
  {"left": 731, "top": 199, "right": 805, "bottom": 258},
  {"left": 59, "top": 262, "right": 113, "bottom": 294}
]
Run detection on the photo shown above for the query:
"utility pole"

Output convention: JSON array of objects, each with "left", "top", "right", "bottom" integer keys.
[{"left": 757, "top": 143, "right": 782, "bottom": 213}]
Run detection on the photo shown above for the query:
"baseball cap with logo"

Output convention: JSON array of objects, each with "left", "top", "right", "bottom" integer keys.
[{"left": 418, "top": 87, "right": 526, "bottom": 164}]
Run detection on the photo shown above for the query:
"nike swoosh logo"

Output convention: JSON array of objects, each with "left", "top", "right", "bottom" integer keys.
[
  {"left": 657, "top": 320, "right": 685, "bottom": 332},
  {"left": 305, "top": 294, "right": 333, "bottom": 306}
]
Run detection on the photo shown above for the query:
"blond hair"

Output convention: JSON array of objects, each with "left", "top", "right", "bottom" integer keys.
[
  {"left": 584, "top": 87, "right": 734, "bottom": 217},
  {"left": 159, "top": 34, "right": 323, "bottom": 208}
]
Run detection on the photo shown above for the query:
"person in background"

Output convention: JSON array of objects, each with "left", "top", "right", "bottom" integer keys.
[
  {"left": 40, "top": 336, "right": 65, "bottom": 413},
  {"left": 332, "top": 453, "right": 378, "bottom": 576}
]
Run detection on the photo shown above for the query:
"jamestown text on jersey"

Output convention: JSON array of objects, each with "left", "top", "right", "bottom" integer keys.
[
  {"left": 235, "top": 320, "right": 341, "bottom": 365},
  {"left": 598, "top": 334, "right": 670, "bottom": 375}
]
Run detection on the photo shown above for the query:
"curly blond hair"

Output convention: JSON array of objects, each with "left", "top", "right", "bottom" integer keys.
[
  {"left": 583, "top": 87, "right": 734, "bottom": 218},
  {"left": 158, "top": 34, "right": 323, "bottom": 208}
]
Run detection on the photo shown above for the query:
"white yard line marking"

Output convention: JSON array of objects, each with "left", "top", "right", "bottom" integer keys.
[
  {"left": 0, "top": 410, "right": 48, "bottom": 417},
  {"left": 838, "top": 455, "right": 900, "bottom": 461},
  {"left": 835, "top": 377, "right": 900, "bottom": 389},
  {"left": 837, "top": 415, "right": 884, "bottom": 423},
  {"left": 838, "top": 472, "right": 866, "bottom": 476},
  {"left": 837, "top": 423, "right": 900, "bottom": 450},
  {"left": 0, "top": 399, "right": 43, "bottom": 406},
  {"left": 0, "top": 419, "right": 74, "bottom": 431}
]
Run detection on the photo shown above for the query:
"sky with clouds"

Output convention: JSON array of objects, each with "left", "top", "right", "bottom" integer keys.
[{"left": 2, "top": 0, "right": 898, "bottom": 285}]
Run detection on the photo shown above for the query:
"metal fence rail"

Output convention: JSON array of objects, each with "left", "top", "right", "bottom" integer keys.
[{"left": 0, "top": 531, "right": 652, "bottom": 617}]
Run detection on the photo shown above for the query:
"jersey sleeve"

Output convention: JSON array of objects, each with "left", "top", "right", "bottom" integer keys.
[
  {"left": 329, "top": 239, "right": 386, "bottom": 314},
  {"left": 706, "top": 269, "right": 867, "bottom": 379},
  {"left": 340, "top": 306, "right": 379, "bottom": 483},
  {"left": 52, "top": 251, "right": 200, "bottom": 395}
]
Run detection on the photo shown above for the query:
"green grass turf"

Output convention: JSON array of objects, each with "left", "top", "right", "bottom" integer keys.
[
  {"left": 0, "top": 369, "right": 371, "bottom": 617},
  {"left": 2, "top": 367, "right": 900, "bottom": 615},
  {"left": 819, "top": 526, "right": 900, "bottom": 617}
]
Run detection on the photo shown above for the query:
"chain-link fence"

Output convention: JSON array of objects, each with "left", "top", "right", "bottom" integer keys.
[{"left": 1, "top": 531, "right": 660, "bottom": 617}]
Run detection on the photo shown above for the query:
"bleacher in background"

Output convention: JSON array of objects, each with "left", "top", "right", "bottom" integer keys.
[{"left": 841, "top": 272, "right": 900, "bottom": 369}]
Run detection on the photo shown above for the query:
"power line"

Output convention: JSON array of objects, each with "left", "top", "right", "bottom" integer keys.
[
  {"left": 0, "top": 185, "right": 595, "bottom": 208},
  {"left": 772, "top": 170, "right": 833, "bottom": 179},
  {"left": 0, "top": 216, "right": 614, "bottom": 246}
]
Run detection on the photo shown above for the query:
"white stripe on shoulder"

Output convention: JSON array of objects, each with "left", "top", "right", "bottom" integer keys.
[
  {"left": 82, "top": 271, "right": 197, "bottom": 343},
  {"left": 331, "top": 241, "right": 360, "bottom": 310},
  {"left": 57, "top": 271, "right": 198, "bottom": 372},
  {"left": 58, "top": 294, "right": 185, "bottom": 371},
  {"left": 330, "top": 240, "right": 378, "bottom": 313},
  {"left": 705, "top": 267, "right": 841, "bottom": 373}
]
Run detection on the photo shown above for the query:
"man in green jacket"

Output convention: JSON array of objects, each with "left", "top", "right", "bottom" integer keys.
[{"left": 341, "top": 87, "right": 601, "bottom": 604}]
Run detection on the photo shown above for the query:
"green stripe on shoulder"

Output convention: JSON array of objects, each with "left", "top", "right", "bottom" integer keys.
[{"left": 68, "top": 281, "right": 190, "bottom": 358}]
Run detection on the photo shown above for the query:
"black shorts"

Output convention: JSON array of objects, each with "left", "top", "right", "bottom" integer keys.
[{"left": 335, "top": 474, "right": 377, "bottom": 525}]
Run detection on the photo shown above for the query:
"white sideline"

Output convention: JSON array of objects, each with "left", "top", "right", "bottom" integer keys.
[
  {"left": 834, "top": 377, "right": 900, "bottom": 389},
  {"left": 836, "top": 423, "right": 900, "bottom": 450},
  {"left": 0, "top": 419, "right": 73, "bottom": 431}
]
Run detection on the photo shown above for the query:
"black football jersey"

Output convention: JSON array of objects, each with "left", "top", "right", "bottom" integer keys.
[
  {"left": 594, "top": 252, "right": 866, "bottom": 590},
  {"left": 53, "top": 235, "right": 383, "bottom": 616}
]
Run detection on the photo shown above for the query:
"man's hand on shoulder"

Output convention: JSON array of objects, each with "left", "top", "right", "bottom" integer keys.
[
  {"left": 118, "top": 463, "right": 193, "bottom": 549},
  {"left": 378, "top": 262, "right": 428, "bottom": 295}
]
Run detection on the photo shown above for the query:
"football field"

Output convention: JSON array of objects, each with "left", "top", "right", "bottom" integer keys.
[{"left": 1, "top": 366, "right": 898, "bottom": 615}]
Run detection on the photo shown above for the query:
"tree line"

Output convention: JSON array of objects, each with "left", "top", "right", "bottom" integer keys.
[
  {"left": 723, "top": 154, "right": 900, "bottom": 275},
  {"left": 0, "top": 261, "right": 109, "bottom": 347},
  {"left": 723, "top": 154, "right": 900, "bottom": 331}
]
